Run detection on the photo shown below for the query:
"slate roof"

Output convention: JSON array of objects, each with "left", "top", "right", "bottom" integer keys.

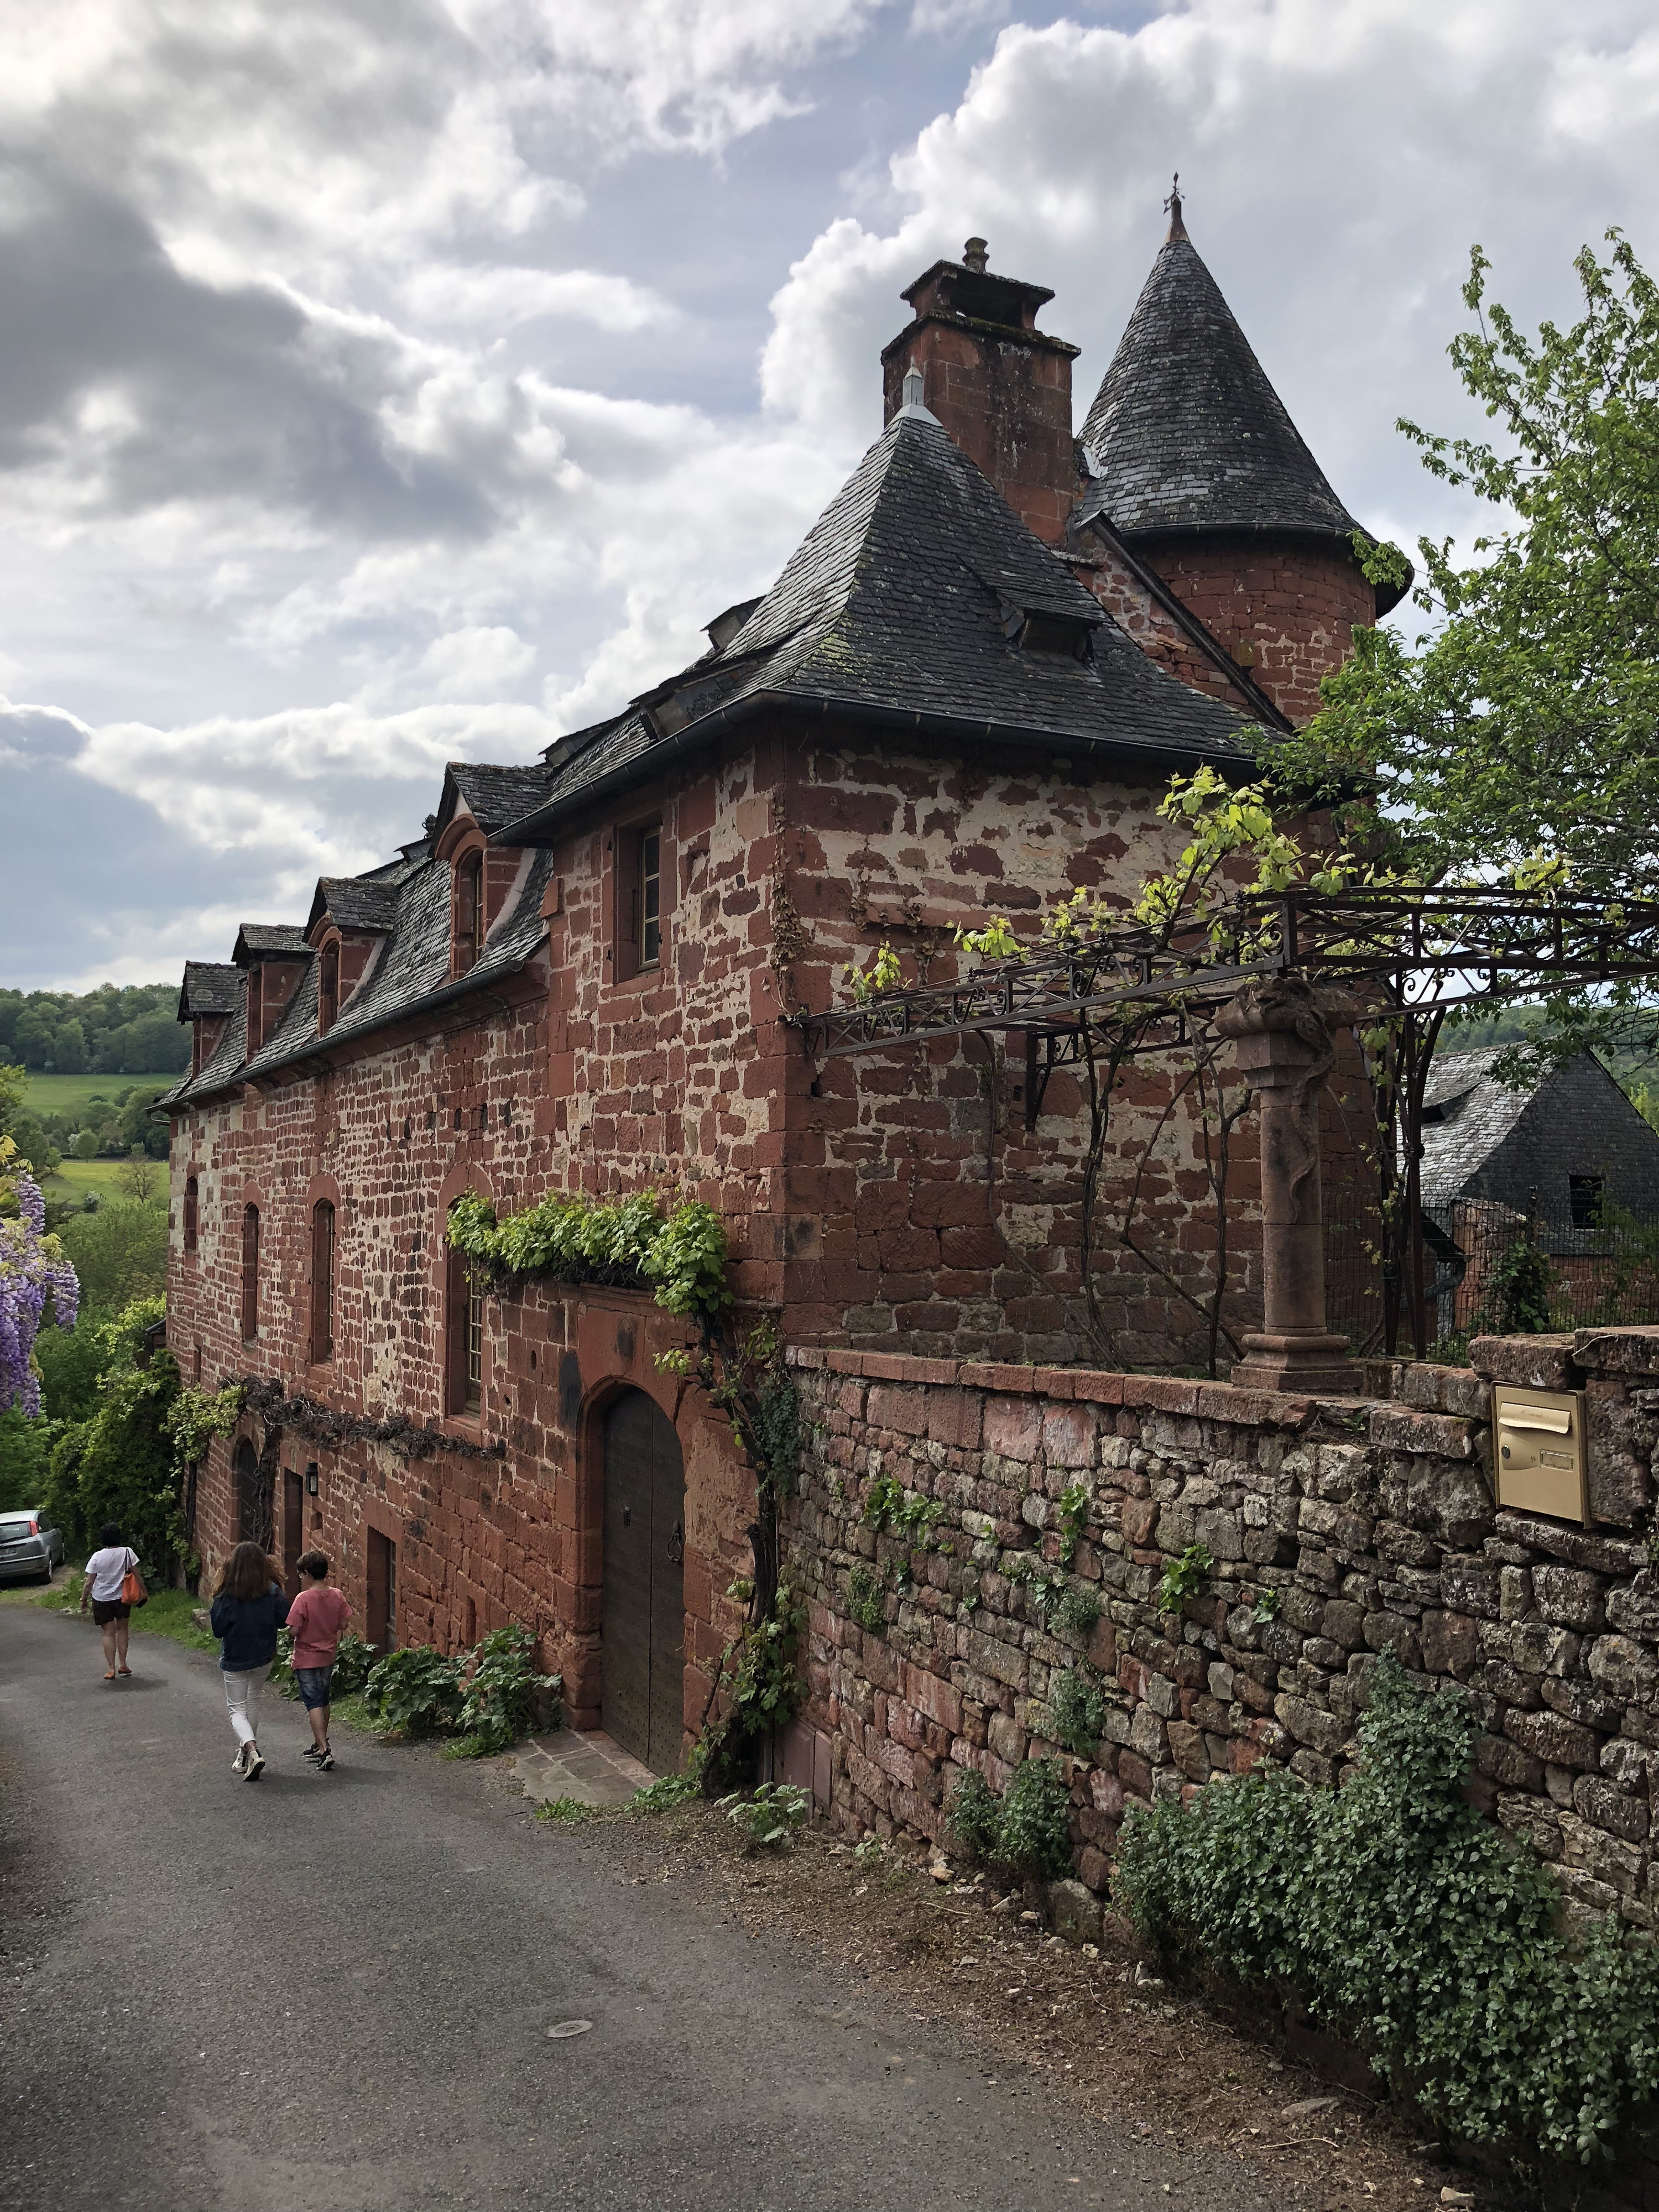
[
  {"left": 176, "top": 962, "right": 242, "bottom": 1020},
  {"left": 306, "top": 878, "right": 402, "bottom": 936},
  {"left": 164, "top": 816, "right": 555, "bottom": 1106},
  {"left": 499, "top": 405, "right": 1251, "bottom": 843},
  {"left": 442, "top": 762, "right": 554, "bottom": 836},
  {"left": 1416, "top": 1048, "right": 1537, "bottom": 1213},
  {"left": 232, "top": 923, "right": 312, "bottom": 964},
  {"left": 1078, "top": 215, "right": 1399, "bottom": 608}
]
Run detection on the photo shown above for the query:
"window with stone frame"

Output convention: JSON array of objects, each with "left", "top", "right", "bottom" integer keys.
[
  {"left": 318, "top": 940, "right": 340, "bottom": 1034},
  {"left": 184, "top": 1176, "right": 199, "bottom": 1255},
  {"left": 241, "top": 1204, "right": 260, "bottom": 1341},
  {"left": 453, "top": 849, "right": 484, "bottom": 977},
  {"left": 445, "top": 1213, "right": 483, "bottom": 1417},
  {"left": 615, "top": 818, "right": 664, "bottom": 979},
  {"left": 310, "top": 1199, "right": 336, "bottom": 1363}
]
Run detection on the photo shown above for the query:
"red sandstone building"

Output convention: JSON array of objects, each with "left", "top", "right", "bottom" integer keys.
[{"left": 162, "top": 200, "right": 1401, "bottom": 1775}]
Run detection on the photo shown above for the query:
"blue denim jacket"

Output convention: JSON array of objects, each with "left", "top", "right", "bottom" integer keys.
[{"left": 210, "top": 1584, "right": 290, "bottom": 1672}]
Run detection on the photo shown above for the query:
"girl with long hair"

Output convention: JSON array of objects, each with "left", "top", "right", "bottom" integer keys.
[{"left": 208, "top": 1540, "right": 289, "bottom": 1782}]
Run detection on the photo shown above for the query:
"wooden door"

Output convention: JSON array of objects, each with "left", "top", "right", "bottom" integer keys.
[
  {"left": 282, "top": 1470, "right": 303, "bottom": 1595},
  {"left": 601, "top": 1391, "right": 685, "bottom": 1773},
  {"left": 366, "top": 1528, "right": 397, "bottom": 1653}
]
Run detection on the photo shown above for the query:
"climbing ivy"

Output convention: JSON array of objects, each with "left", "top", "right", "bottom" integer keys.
[
  {"left": 1115, "top": 1656, "right": 1659, "bottom": 2168},
  {"left": 445, "top": 1188, "right": 731, "bottom": 1321}
]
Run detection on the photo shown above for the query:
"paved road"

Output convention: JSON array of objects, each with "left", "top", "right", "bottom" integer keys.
[{"left": 0, "top": 1608, "right": 1270, "bottom": 2212}]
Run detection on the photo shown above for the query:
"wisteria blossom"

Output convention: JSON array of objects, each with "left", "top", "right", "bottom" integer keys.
[{"left": 0, "top": 1140, "right": 80, "bottom": 1416}]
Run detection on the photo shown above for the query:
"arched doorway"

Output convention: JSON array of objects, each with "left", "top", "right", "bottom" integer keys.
[{"left": 601, "top": 1391, "right": 685, "bottom": 1773}]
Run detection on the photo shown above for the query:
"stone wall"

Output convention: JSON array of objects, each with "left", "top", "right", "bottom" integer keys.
[{"left": 782, "top": 1329, "right": 1659, "bottom": 1923}]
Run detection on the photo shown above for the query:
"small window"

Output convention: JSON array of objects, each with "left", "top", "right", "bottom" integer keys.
[
  {"left": 241, "top": 1204, "right": 260, "bottom": 1341},
  {"left": 310, "top": 1200, "right": 335, "bottom": 1363},
  {"left": 641, "top": 828, "right": 662, "bottom": 966},
  {"left": 455, "top": 851, "right": 483, "bottom": 977},
  {"left": 319, "top": 941, "right": 340, "bottom": 1034},
  {"left": 1569, "top": 1174, "right": 1605, "bottom": 1230},
  {"left": 617, "top": 820, "right": 664, "bottom": 978},
  {"left": 184, "top": 1175, "right": 199, "bottom": 1255}
]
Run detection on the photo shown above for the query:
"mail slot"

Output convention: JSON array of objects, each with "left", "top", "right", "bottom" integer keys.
[{"left": 1491, "top": 1384, "right": 1589, "bottom": 1527}]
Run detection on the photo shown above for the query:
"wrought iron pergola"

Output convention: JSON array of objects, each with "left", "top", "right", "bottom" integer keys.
[{"left": 790, "top": 887, "right": 1659, "bottom": 1362}]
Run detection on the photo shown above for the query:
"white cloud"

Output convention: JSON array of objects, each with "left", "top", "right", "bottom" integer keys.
[
  {"left": 401, "top": 263, "right": 672, "bottom": 332},
  {"left": 419, "top": 625, "right": 538, "bottom": 699}
]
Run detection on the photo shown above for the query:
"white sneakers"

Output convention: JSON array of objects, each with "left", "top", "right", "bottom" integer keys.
[{"left": 244, "top": 1745, "right": 267, "bottom": 1782}]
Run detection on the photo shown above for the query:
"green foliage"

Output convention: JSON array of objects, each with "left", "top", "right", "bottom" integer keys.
[
  {"left": 454, "top": 1624, "right": 561, "bottom": 1755},
  {"left": 445, "top": 1187, "right": 732, "bottom": 1322},
  {"left": 1157, "top": 1542, "right": 1214, "bottom": 1616},
  {"left": 1047, "top": 1665, "right": 1107, "bottom": 1757},
  {"left": 1473, "top": 1222, "right": 1558, "bottom": 1336},
  {"left": 44, "top": 1297, "right": 180, "bottom": 1569},
  {"left": 56, "top": 1202, "right": 168, "bottom": 1311},
  {"left": 362, "top": 1645, "right": 465, "bottom": 1737},
  {"left": 847, "top": 1563, "right": 886, "bottom": 1634},
  {"left": 948, "top": 1759, "right": 1075, "bottom": 1880},
  {"left": 718, "top": 1780, "right": 808, "bottom": 1850},
  {"left": 844, "top": 943, "right": 902, "bottom": 1002},
  {"left": 1116, "top": 1656, "right": 1659, "bottom": 2166},
  {"left": 629, "top": 1773, "right": 698, "bottom": 1815},
  {"left": 860, "top": 1472, "right": 904, "bottom": 1529},
  {"left": 273, "top": 1625, "right": 378, "bottom": 1701},
  {"left": 1003, "top": 1550, "right": 1064, "bottom": 1618},
  {"left": 0, "top": 987, "right": 187, "bottom": 1076},
  {"left": 1055, "top": 1481, "right": 1090, "bottom": 1567},
  {"left": 1265, "top": 231, "right": 1659, "bottom": 1065},
  {"left": 953, "top": 916, "right": 1022, "bottom": 961},
  {"left": 163, "top": 1380, "right": 244, "bottom": 1473},
  {"left": 0, "top": 1408, "right": 58, "bottom": 1514},
  {"left": 698, "top": 1578, "right": 808, "bottom": 1791},
  {"left": 753, "top": 1364, "right": 802, "bottom": 1500},
  {"left": 536, "top": 1796, "right": 595, "bottom": 1824},
  {"left": 1251, "top": 1587, "right": 1282, "bottom": 1625},
  {"left": 1051, "top": 1582, "right": 1102, "bottom": 1646}
]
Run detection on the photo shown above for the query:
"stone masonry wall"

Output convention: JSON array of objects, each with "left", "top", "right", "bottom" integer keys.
[{"left": 783, "top": 1328, "right": 1659, "bottom": 1924}]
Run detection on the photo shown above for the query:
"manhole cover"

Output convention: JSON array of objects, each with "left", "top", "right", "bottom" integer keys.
[{"left": 546, "top": 2020, "right": 593, "bottom": 2039}]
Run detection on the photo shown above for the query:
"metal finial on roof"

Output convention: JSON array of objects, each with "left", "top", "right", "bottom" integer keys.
[
  {"left": 901, "top": 363, "right": 925, "bottom": 409},
  {"left": 1164, "top": 173, "right": 1187, "bottom": 242},
  {"left": 962, "top": 236, "right": 988, "bottom": 273}
]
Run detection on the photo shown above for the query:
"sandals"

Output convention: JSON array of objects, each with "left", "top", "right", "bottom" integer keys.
[
  {"left": 117, "top": 1666, "right": 132, "bottom": 1677},
  {"left": 103, "top": 1670, "right": 117, "bottom": 1681}
]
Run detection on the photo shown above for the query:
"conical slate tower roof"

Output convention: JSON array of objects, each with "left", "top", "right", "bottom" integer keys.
[
  {"left": 1080, "top": 197, "right": 1362, "bottom": 547},
  {"left": 504, "top": 400, "right": 1250, "bottom": 839}
]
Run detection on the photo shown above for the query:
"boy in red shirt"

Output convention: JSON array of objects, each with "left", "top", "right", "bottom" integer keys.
[{"left": 286, "top": 1551, "right": 351, "bottom": 1771}]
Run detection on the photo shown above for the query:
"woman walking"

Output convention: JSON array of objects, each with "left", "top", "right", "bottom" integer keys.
[
  {"left": 80, "top": 1523, "right": 138, "bottom": 1679},
  {"left": 209, "top": 1541, "right": 289, "bottom": 1782}
]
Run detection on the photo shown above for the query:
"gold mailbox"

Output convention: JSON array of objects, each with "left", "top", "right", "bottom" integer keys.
[{"left": 1491, "top": 1385, "right": 1589, "bottom": 1527}]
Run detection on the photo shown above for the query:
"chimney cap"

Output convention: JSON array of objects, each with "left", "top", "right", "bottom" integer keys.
[{"left": 962, "top": 236, "right": 989, "bottom": 274}]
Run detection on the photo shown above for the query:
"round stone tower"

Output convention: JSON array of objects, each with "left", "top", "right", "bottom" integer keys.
[{"left": 1079, "top": 189, "right": 1406, "bottom": 727}]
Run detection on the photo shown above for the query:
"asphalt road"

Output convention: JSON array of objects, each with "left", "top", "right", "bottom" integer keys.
[{"left": 0, "top": 1607, "right": 1274, "bottom": 2212}]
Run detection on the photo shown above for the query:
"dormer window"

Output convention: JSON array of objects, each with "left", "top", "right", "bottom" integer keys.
[
  {"left": 1009, "top": 607, "right": 1096, "bottom": 659},
  {"left": 455, "top": 851, "right": 483, "bottom": 977},
  {"left": 319, "top": 941, "right": 340, "bottom": 1034}
]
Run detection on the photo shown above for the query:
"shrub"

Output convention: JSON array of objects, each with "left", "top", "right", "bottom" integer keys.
[
  {"left": 454, "top": 1624, "right": 560, "bottom": 1755},
  {"left": 946, "top": 1757, "right": 1074, "bottom": 1881},
  {"left": 1051, "top": 1583, "right": 1103, "bottom": 1645},
  {"left": 56, "top": 1203, "right": 167, "bottom": 1311},
  {"left": 1157, "top": 1542, "right": 1213, "bottom": 1615},
  {"left": 719, "top": 1781, "right": 808, "bottom": 1850},
  {"left": 847, "top": 1563, "right": 886, "bottom": 1633},
  {"left": 630, "top": 1773, "right": 698, "bottom": 1814},
  {"left": 362, "top": 1646, "right": 464, "bottom": 1737},
  {"left": 1115, "top": 1656, "right": 1659, "bottom": 2166},
  {"left": 273, "top": 1626, "right": 379, "bottom": 1703},
  {"left": 1048, "top": 1665, "right": 1107, "bottom": 1756}
]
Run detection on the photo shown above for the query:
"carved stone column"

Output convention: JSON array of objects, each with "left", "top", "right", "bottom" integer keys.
[{"left": 1216, "top": 974, "right": 1365, "bottom": 1397}]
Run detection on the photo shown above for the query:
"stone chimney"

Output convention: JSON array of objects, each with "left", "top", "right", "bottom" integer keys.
[{"left": 880, "top": 238, "right": 1080, "bottom": 546}]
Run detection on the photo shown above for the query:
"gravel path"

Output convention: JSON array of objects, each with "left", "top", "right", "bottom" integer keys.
[{"left": 0, "top": 1605, "right": 1287, "bottom": 2212}]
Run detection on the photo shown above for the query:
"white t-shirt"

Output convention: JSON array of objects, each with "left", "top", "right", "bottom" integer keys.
[{"left": 85, "top": 1547, "right": 137, "bottom": 1603}]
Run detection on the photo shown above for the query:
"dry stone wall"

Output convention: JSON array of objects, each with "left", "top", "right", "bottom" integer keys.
[{"left": 784, "top": 1329, "right": 1659, "bottom": 1924}]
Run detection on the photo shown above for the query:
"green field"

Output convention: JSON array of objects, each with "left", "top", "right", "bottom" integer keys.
[
  {"left": 22, "top": 1072, "right": 172, "bottom": 1122},
  {"left": 41, "top": 1157, "right": 167, "bottom": 1208}
]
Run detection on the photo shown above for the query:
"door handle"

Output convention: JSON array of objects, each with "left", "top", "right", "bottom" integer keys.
[{"left": 666, "top": 1519, "right": 684, "bottom": 1564}]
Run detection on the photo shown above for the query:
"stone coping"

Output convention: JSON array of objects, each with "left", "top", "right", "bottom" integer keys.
[{"left": 785, "top": 1344, "right": 1330, "bottom": 1429}]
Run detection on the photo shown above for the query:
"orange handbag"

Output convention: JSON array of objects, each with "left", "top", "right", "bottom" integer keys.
[{"left": 119, "top": 1556, "right": 149, "bottom": 1608}]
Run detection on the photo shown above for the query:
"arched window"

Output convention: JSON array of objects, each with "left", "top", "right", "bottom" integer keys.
[
  {"left": 310, "top": 1200, "right": 335, "bottom": 1363},
  {"left": 454, "top": 851, "right": 483, "bottom": 977},
  {"left": 184, "top": 1175, "right": 199, "bottom": 1255},
  {"left": 241, "top": 1204, "right": 260, "bottom": 1341},
  {"left": 445, "top": 1206, "right": 483, "bottom": 1417},
  {"left": 318, "top": 941, "right": 340, "bottom": 1034}
]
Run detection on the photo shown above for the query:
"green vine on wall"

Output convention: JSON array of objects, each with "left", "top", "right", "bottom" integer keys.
[{"left": 445, "top": 1188, "right": 732, "bottom": 1319}]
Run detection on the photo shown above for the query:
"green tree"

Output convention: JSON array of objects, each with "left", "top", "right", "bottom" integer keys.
[
  {"left": 1269, "top": 230, "right": 1659, "bottom": 1062},
  {"left": 58, "top": 1202, "right": 168, "bottom": 1310},
  {"left": 46, "top": 1299, "right": 181, "bottom": 1568},
  {"left": 53, "top": 1019, "right": 87, "bottom": 1074}
]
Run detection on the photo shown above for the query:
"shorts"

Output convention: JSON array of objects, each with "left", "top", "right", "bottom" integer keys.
[
  {"left": 295, "top": 1666, "right": 335, "bottom": 1711},
  {"left": 91, "top": 1599, "right": 131, "bottom": 1626}
]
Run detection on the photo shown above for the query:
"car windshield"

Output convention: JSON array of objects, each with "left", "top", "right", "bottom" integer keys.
[{"left": 0, "top": 1517, "right": 38, "bottom": 1540}]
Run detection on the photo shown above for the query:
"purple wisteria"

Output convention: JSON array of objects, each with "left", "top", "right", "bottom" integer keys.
[{"left": 1, "top": 1146, "right": 80, "bottom": 1416}]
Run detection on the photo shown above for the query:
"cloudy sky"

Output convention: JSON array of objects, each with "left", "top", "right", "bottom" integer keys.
[{"left": 3, "top": 0, "right": 1656, "bottom": 991}]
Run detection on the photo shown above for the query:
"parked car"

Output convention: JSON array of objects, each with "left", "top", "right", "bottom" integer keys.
[{"left": 0, "top": 1511, "right": 66, "bottom": 1584}]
